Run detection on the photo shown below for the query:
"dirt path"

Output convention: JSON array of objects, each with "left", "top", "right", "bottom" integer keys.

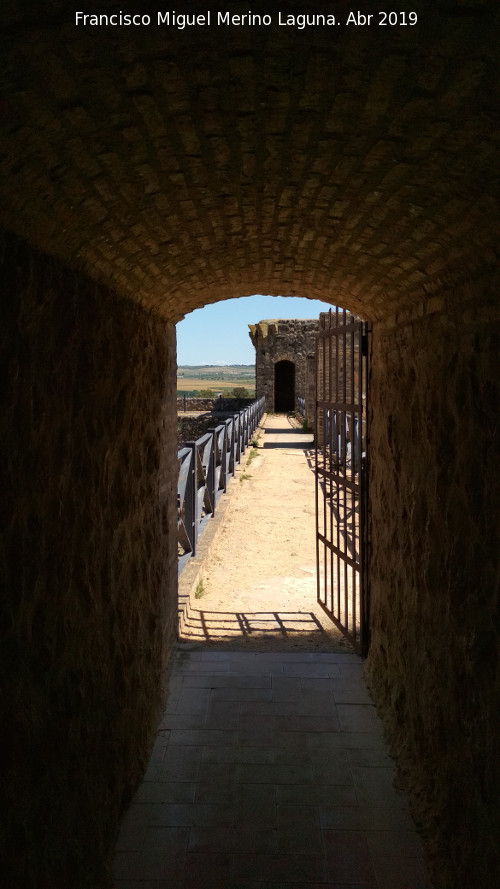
[{"left": 179, "top": 414, "right": 351, "bottom": 651}]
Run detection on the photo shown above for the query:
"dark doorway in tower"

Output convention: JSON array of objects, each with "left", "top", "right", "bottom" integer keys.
[{"left": 274, "top": 360, "right": 295, "bottom": 412}]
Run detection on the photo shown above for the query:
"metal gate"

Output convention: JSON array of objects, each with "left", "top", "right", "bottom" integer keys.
[{"left": 315, "top": 308, "right": 370, "bottom": 655}]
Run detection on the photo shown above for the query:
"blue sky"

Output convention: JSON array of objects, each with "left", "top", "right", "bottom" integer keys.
[{"left": 176, "top": 294, "right": 334, "bottom": 365}]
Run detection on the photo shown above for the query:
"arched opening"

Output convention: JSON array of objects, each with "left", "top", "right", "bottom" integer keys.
[
  {"left": 176, "top": 294, "right": 338, "bottom": 650},
  {"left": 274, "top": 359, "right": 295, "bottom": 412}
]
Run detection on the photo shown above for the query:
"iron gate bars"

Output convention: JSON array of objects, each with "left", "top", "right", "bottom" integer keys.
[
  {"left": 315, "top": 308, "right": 370, "bottom": 655},
  {"left": 177, "top": 397, "right": 265, "bottom": 574}
]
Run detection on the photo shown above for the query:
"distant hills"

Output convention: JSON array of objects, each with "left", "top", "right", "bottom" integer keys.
[
  {"left": 178, "top": 364, "right": 254, "bottom": 377},
  {"left": 177, "top": 364, "right": 256, "bottom": 395}
]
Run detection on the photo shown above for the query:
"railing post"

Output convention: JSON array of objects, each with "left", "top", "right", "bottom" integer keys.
[
  {"left": 186, "top": 441, "right": 197, "bottom": 556},
  {"left": 207, "top": 430, "right": 216, "bottom": 517},
  {"left": 178, "top": 396, "right": 266, "bottom": 573}
]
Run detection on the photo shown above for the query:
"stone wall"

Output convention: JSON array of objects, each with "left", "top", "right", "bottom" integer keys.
[
  {"left": 177, "top": 414, "right": 213, "bottom": 450},
  {"left": 177, "top": 397, "right": 215, "bottom": 412},
  {"left": 249, "top": 319, "right": 318, "bottom": 419},
  {"left": 366, "top": 276, "right": 500, "bottom": 889},
  {"left": 0, "top": 231, "right": 178, "bottom": 889}
]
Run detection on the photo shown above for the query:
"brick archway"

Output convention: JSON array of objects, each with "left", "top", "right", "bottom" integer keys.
[{"left": 1, "top": 2, "right": 498, "bottom": 325}]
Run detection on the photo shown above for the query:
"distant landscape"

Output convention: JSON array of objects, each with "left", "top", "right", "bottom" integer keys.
[{"left": 177, "top": 364, "right": 256, "bottom": 397}]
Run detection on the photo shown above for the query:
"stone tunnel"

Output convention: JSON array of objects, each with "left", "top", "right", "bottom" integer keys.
[{"left": 1, "top": 1, "right": 499, "bottom": 886}]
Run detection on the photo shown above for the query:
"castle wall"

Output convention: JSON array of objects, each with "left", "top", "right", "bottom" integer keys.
[{"left": 249, "top": 319, "right": 319, "bottom": 418}]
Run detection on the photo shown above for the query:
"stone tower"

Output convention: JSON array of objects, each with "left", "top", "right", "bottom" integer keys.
[{"left": 248, "top": 319, "right": 319, "bottom": 422}]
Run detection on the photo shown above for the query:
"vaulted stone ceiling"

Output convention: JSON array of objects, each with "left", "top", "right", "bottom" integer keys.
[{"left": 1, "top": 0, "right": 498, "bottom": 321}]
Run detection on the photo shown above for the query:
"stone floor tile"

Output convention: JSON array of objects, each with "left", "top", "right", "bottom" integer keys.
[
  {"left": 236, "top": 805, "right": 277, "bottom": 829},
  {"left": 114, "top": 827, "right": 188, "bottom": 881},
  {"left": 297, "top": 695, "right": 338, "bottom": 717},
  {"left": 275, "top": 730, "right": 310, "bottom": 755},
  {"left": 308, "top": 730, "right": 387, "bottom": 750},
  {"left": 141, "top": 826, "right": 189, "bottom": 857},
  {"left": 236, "top": 783, "right": 277, "bottom": 828},
  {"left": 159, "top": 710, "right": 208, "bottom": 730},
  {"left": 150, "top": 802, "right": 235, "bottom": 828},
  {"left": 276, "top": 714, "right": 341, "bottom": 733},
  {"left": 311, "top": 747, "right": 350, "bottom": 768},
  {"left": 319, "top": 805, "right": 363, "bottom": 831},
  {"left": 188, "top": 825, "right": 278, "bottom": 853},
  {"left": 300, "top": 677, "right": 337, "bottom": 693},
  {"left": 350, "top": 766, "right": 404, "bottom": 808},
  {"left": 311, "top": 754, "right": 354, "bottom": 787},
  {"left": 276, "top": 804, "right": 323, "bottom": 855},
  {"left": 183, "top": 650, "right": 233, "bottom": 661},
  {"left": 175, "top": 660, "right": 230, "bottom": 673},
  {"left": 238, "top": 721, "right": 278, "bottom": 746},
  {"left": 237, "top": 782, "right": 276, "bottom": 806},
  {"left": 175, "top": 686, "right": 213, "bottom": 710},
  {"left": 183, "top": 851, "right": 232, "bottom": 889},
  {"left": 144, "top": 747, "right": 201, "bottom": 783},
  {"left": 202, "top": 744, "right": 275, "bottom": 764},
  {"left": 149, "top": 730, "right": 170, "bottom": 763},
  {"left": 205, "top": 700, "right": 241, "bottom": 729},
  {"left": 330, "top": 679, "right": 374, "bottom": 705},
  {"left": 323, "top": 829, "right": 377, "bottom": 884},
  {"left": 167, "top": 675, "right": 184, "bottom": 695},
  {"left": 336, "top": 704, "right": 383, "bottom": 734},
  {"left": 277, "top": 783, "right": 358, "bottom": 807},
  {"left": 337, "top": 662, "right": 366, "bottom": 679},
  {"left": 230, "top": 852, "right": 328, "bottom": 884},
  {"left": 282, "top": 663, "right": 340, "bottom": 678},
  {"left": 168, "top": 728, "right": 238, "bottom": 746},
  {"left": 143, "top": 747, "right": 202, "bottom": 783},
  {"left": 239, "top": 700, "right": 300, "bottom": 717},
  {"left": 134, "top": 781, "right": 196, "bottom": 805},
  {"left": 230, "top": 663, "right": 285, "bottom": 676},
  {"left": 180, "top": 673, "right": 271, "bottom": 688},
  {"left": 238, "top": 761, "right": 313, "bottom": 785},
  {"left": 211, "top": 685, "right": 273, "bottom": 702},
  {"left": 162, "top": 700, "right": 179, "bottom": 715},
  {"left": 115, "top": 802, "right": 153, "bottom": 852},
  {"left": 308, "top": 652, "right": 361, "bottom": 663},
  {"left": 195, "top": 780, "right": 237, "bottom": 807},
  {"left": 271, "top": 676, "right": 302, "bottom": 701},
  {"left": 347, "top": 748, "right": 395, "bottom": 769},
  {"left": 274, "top": 748, "right": 312, "bottom": 770},
  {"left": 197, "top": 760, "right": 239, "bottom": 784}
]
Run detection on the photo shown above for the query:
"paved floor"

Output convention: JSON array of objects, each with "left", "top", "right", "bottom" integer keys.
[{"left": 113, "top": 647, "right": 433, "bottom": 888}]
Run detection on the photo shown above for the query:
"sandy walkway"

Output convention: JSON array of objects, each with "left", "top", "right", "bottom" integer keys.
[{"left": 179, "top": 414, "right": 350, "bottom": 651}]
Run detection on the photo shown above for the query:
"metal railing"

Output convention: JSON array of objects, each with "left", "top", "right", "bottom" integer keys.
[{"left": 177, "top": 397, "right": 265, "bottom": 573}]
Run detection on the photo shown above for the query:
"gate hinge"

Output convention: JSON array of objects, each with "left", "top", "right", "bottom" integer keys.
[{"left": 361, "top": 330, "right": 369, "bottom": 357}]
